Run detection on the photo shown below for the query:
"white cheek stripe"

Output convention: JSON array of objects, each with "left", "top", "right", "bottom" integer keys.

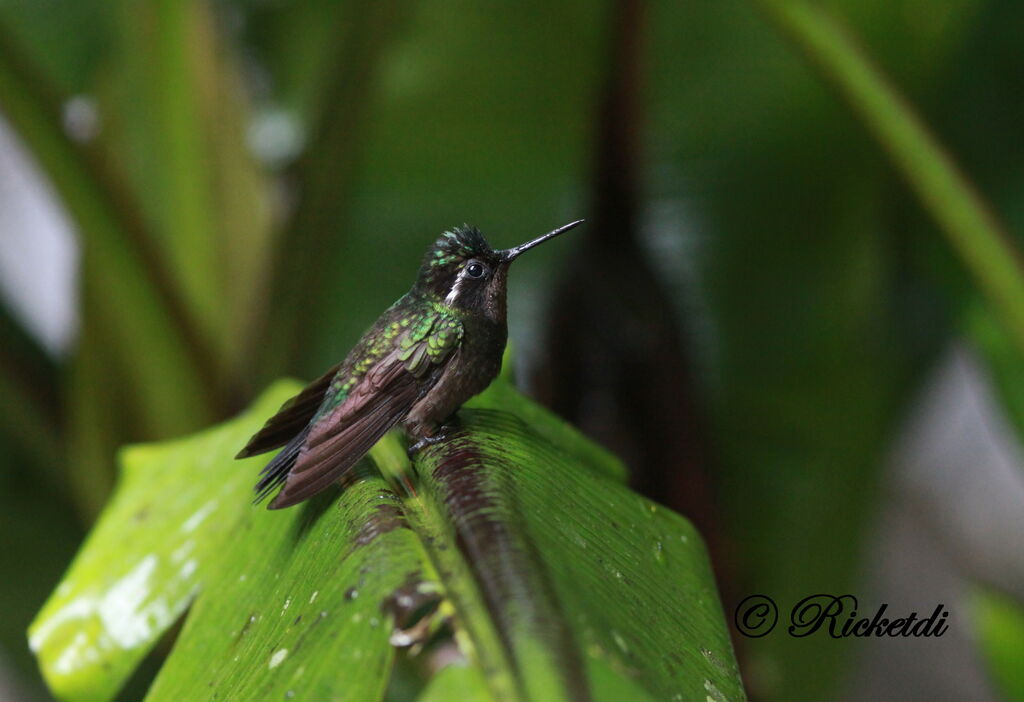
[{"left": 445, "top": 270, "right": 467, "bottom": 305}]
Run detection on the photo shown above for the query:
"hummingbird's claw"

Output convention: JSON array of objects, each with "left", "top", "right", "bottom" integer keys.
[
  {"left": 407, "top": 432, "right": 449, "bottom": 456},
  {"left": 407, "top": 416, "right": 463, "bottom": 456}
]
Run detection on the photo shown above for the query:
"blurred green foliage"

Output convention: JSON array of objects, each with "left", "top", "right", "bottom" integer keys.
[
  {"left": 973, "top": 589, "right": 1024, "bottom": 701},
  {"left": 2, "top": 0, "right": 1024, "bottom": 700}
]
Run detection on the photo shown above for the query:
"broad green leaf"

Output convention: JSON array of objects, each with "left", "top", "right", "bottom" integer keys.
[
  {"left": 32, "top": 378, "right": 743, "bottom": 701},
  {"left": 972, "top": 588, "right": 1024, "bottom": 702},
  {"left": 470, "top": 377, "right": 627, "bottom": 484},
  {"left": 402, "top": 405, "right": 743, "bottom": 702},
  {"left": 145, "top": 464, "right": 430, "bottom": 701},
  {"left": 29, "top": 381, "right": 303, "bottom": 701}
]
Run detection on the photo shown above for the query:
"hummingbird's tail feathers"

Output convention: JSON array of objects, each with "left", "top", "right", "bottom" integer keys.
[
  {"left": 252, "top": 429, "right": 308, "bottom": 504},
  {"left": 236, "top": 363, "right": 340, "bottom": 459},
  {"left": 267, "top": 354, "right": 423, "bottom": 509}
]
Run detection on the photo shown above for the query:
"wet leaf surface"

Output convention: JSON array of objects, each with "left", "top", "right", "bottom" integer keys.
[
  {"left": 29, "top": 381, "right": 303, "bottom": 701},
  {"left": 145, "top": 466, "right": 430, "bottom": 702},
  {"left": 411, "top": 405, "right": 744, "bottom": 702},
  {"left": 31, "top": 378, "right": 743, "bottom": 701}
]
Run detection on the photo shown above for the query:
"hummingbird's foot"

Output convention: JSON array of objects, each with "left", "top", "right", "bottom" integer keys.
[
  {"left": 407, "top": 432, "right": 449, "bottom": 455},
  {"left": 406, "top": 416, "right": 461, "bottom": 456}
]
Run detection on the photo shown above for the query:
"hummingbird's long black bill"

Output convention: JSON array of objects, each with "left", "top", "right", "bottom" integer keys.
[{"left": 501, "top": 219, "right": 584, "bottom": 262}]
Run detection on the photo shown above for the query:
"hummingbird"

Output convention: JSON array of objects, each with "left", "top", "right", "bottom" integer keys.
[{"left": 237, "top": 219, "right": 584, "bottom": 509}]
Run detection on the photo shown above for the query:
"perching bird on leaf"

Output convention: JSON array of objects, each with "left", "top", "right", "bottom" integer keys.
[{"left": 237, "top": 220, "right": 583, "bottom": 508}]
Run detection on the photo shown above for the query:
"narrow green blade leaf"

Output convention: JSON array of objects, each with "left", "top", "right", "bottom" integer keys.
[
  {"left": 0, "top": 22, "right": 220, "bottom": 434},
  {"left": 109, "top": 0, "right": 274, "bottom": 366},
  {"left": 752, "top": 0, "right": 1024, "bottom": 354}
]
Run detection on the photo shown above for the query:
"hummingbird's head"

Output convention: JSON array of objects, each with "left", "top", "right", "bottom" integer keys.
[{"left": 415, "top": 220, "right": 584, "bottom": 319}]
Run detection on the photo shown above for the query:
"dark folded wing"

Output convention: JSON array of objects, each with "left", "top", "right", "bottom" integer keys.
[
  {"left": 267, "top": 352, "right": 421, "bottom": 508},
  {"left": 252, "top": 429, "right": 309, "bottom": 504},
  {"left": 236, "top": 363, "right": 340, "bottom": 459},
  {"left": 264, "top": 312, "right": 463, "bottom": 509}
]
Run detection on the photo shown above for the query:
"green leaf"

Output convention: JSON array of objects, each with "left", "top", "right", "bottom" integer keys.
[
  {"left": 28, "top": 381, "right": 303, "bottom": 701},
  {"left": 751, "top": 0, "right": 1024, "bottom": 355},
  {"left": 415, "top": 663, "right": 489, "bottom": 702},
  {"left": 646, "top": 3, "right": 974, "bottom": 698},
  {"left": 145, "top": 464, "right": 431, "bottom": 701},
  {"left": 399, "top": 405, "right": 744, "bottom": 701},
  {"left": 0, "top": 435, "right": 83, "bottom": 700},
  {"left": 469, "top": 377, "right": 627, "bottom": 484},
  {"left": 258, "top": 0, "right": 413, "bottom": 376},
  {"left": 107, "top": 0, "right": 274, "bottom": 368},
  {"left": 31, "top": 379, "right": 743, "bottom": 701},
  {"left": 972, "top": 588, "right": 1024, "bottom": 702},
  {"left": 0, "top": 21, "right": 220, "bottom": 434}
]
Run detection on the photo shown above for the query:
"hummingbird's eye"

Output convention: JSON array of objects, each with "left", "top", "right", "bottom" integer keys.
[{"left": 465, "top": 261, "right": 487, "bottom": 279}]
